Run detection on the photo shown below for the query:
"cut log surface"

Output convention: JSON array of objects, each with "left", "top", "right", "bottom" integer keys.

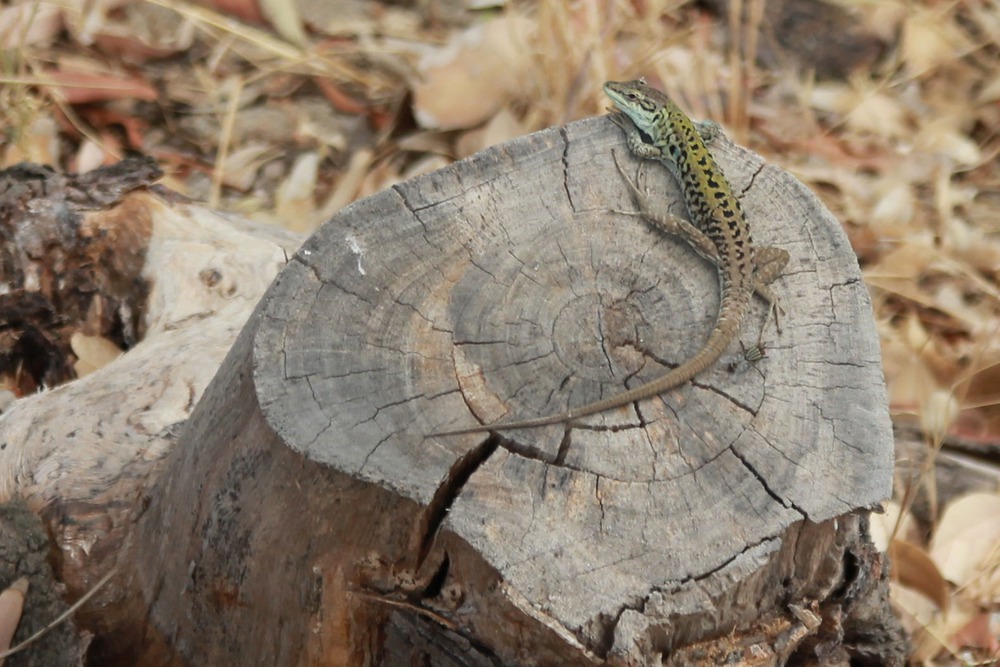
[{"left": 131, "top": 117, "right": 900, "bottom": 665}]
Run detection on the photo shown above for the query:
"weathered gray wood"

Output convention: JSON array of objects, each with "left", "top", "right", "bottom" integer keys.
[
  {"left": 0, "top": 158, "right": 301, "bottom": 662},
  {"left": 127, "top": 116, "right": 899, "bottom": 665}
]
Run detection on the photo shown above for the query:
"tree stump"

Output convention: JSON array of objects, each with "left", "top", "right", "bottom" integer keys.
[{"left": 124, "top": 117, "right": 903, "bottom": 665}]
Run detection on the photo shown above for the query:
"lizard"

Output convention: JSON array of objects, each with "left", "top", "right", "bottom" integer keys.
[{"left": 430, "top": 79, "right": 788, "bottom": 437}]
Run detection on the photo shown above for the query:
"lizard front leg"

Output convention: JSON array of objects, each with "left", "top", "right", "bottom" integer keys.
[
  {"left": 694, "top": 119, "right": 723, "bottom": 143},
  {"left": 609, "top": 111, "right": 662, "bottom": 160},
  {"left": 611, "top": 149, "right": 788, "bottom": 334},
  {"left": 611, "top": 150, "right": 719, "bottom": 261}
]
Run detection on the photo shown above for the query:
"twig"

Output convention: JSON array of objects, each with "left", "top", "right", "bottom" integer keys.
[{"left": 0, "top": 567, "right": 117, "bottom": 660}]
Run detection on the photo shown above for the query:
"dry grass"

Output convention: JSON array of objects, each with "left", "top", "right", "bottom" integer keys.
[{"left": 2, "top": 0, "right": 1000, "bottom": 662}]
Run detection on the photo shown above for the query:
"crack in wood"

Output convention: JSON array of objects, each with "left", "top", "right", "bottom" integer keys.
[
  {"left": 730, "top": 445, "right": 806, "bottom": 518},
  {"left": 417, "top": 434, "right": 500, "bottom": 568},
  {"left": 692, "top": 379, "right": 760, "bottom": 416}
]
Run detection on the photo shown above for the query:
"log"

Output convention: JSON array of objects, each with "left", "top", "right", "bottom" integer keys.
[
  {"left": 113, "top": 116, "right": 904, "bottom": 665},
  {"left": 0, "top": 158, "right": 302, "bottom": 660}
]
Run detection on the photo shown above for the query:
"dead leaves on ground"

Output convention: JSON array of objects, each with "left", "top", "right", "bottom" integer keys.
[
  {"left": 2, "top": 1, "right": 1000, "bottom": 661},
  {"left": 875, "top": 494, "right": 1000, "bottom": 663}
]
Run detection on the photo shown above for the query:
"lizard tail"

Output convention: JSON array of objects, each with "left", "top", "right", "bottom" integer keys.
[{"left": 429, "top": 288, "right": 748, "bottom": 437}]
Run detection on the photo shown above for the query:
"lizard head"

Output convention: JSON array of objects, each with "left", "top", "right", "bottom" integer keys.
[{"left": 603, "top": 79, "right": 671, "bottom": 130}]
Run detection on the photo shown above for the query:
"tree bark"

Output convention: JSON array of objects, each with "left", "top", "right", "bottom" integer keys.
[
  {"left": 0, "top": 157, "right": 301, "bottom": 660},
  {"left": 116, "top": 116, "right": 902, "bottom": 665}
]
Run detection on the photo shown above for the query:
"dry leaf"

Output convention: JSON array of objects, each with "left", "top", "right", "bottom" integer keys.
[
  {"left": 866, "top": 245, "right": 935, "bottom": 293},
  {"left": 1, "top": 117, "right": 61, "bottom": 166},
  {"left": 81, "top": 1, "right": 195, "bottom": 60},
  {"left": 950, "top": 612, "right": 1000, "bottom": 655},
  {"left": 914, "top": 118, "right": 982, "bottom": 167},
  {"left": 845, "top": 90, "right": 909, "bottom": 139},
  {"left": 870, "top": 181, "right": 915, "bottom": 229},
  {"left": 0, "top": 577, "right": 28, "bottom": 657},
  {"left": 71, "top": 333, "right": 123, "bottom": 377},
  {"left": 891, "top": 539, "right": 950, "bottom": 612},
  {"left": 413, "top": 15, "right": 535, "bottom": 130},
  {"left": 41, "top": 68, "right": 158, "bottom": 104},
  {"left": 930, "top": 492, "right": 1000, "bottom": 603},
  {"left": 258, "top": 0, "right": 308, "bottom": 49},
  {"left": 74, "top": 138, "right": 109, "bottom": 174},
  {"left": 455, "top": 108, "right": 527, "bottom": 158},
  {"left": 220, "top": 143, "right": 280, "bottom": 191},
  {"left": 891, "top": 582, "right": 948, "bottom": 661},
  {"left": 901, "top": 8, "right": 969, "bottom": 78},
  {"left": 810, "top": 81, "right": 909, "bottom": 139},
  {"left": 207, "top": 0, "right": 265, "bottom": 24},
  {"left": 0, "top": 4, "right": 63, "bottom": 49},
  {"left": 320, "top": 148, "right": 373, "bottom": 219},
  {"left": 275, "top": 151, "right": 320, "bottom": 233},
  {"left": 871, "top": 501, "right": 921, "bottom": 549},
  {"left": 978, "top": 75, "right": 1000, "bottom": 104},
  {"left": 879, "top": 333, "right": 931, "bottom": 413},
  {"left": 920, "top": 388, "right": 960, "bottom": 439},
  {"left": 860, "top": 0, "right": 908, "bottom": 42}
]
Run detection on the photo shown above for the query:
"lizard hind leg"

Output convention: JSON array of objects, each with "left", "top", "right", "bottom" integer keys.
[
  {"left": 695, "top": 119, "right": 723, "bottom": 143},
  {"left": 750, "top": 246, "right": 789, "bottom": 335}
]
